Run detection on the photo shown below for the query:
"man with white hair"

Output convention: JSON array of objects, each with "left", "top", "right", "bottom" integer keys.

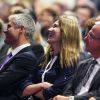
[{"left": 0, "top": 13, "right": 38, "bottom": 100}]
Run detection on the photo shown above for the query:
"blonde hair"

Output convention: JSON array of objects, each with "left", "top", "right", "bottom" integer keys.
[
  {"left": 41, "top": 15, "right": 82, "bottom": 68},
  {"left": 59, "top": 15, "right": 81, "bottom": 67}
]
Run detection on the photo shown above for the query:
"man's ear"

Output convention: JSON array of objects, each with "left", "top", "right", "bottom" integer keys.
[
  {"left": 20, "top": 26, "right": 24, "bottom": 30},
  {"left": 19, "top": 26, "right": 25, "bottom": 33}
]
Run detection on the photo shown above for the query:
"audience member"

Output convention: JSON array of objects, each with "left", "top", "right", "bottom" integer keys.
[
  {"left": 52, "top": 21, "right": 100, "bottom": 100},
  {"left": 0, "top": 13, "right": 38, "bottom": 100},
  {"left": 20, "top": 15, "right": 82, "bottom": 100},
  {"left": 2, "top": 9, "right": 44, "bottom": 61},
  {"left": 40, "top": 8, "right": 57, "bottom": 41},
  {"left": 74, "top": 4, "right": 95, "bottom": 39},
  {"left": 39, "top": 8, "right": 57, "bottom": 52},
  {"left": 50, "top": 2, "right": 67, "bottom": 15}
]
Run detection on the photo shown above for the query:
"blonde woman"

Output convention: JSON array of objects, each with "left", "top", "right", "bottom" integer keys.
[{"left": 20, "top": 15, "right": 82, "bottom": 100}]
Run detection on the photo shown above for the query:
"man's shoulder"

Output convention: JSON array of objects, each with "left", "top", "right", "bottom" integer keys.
[
  {"left": 16, "top": 50, "right": 36, "bottom": 59},
  {"left": 13, "top": 46, "right": 37, "bottom": 61},
  {"left": 79, "top": 57, "right": 93, "bottom": 65},
  {"left": 31, "top": 43, "right": 44, "bottom": 53},
  {"left": 30, "top": 43, "right": 44, "bottom": 60},
  {"left": 77, "top": 57, "right": 93, "bottom": 70}
]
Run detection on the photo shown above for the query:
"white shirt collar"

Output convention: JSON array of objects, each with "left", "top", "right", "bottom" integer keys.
[
  {"left": 96, "top": 58, "right": 100, "bottom": 66},
  {"left": 11, "top": 43, "right": 31, "bottom": 56}
]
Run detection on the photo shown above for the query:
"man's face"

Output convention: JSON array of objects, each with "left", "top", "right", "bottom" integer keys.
[
  {"left": 76, "top": 8, "right": 91, "bottom": 27},
  {"left": 4, "top": 21, "right": 20, "bottom": 46},
  {"left": 84, "top": 25, "right": 100, "bottom": 53}
]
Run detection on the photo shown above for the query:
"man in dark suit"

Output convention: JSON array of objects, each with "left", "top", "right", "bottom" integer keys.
[
  {"left": 52, "top": 22, "right": 100, "bottom": 100},
  {"left": 0, "top": 9, "right": 44, "bottom": 65},
  {"left": 0, "top": 13, "right": 41, "bottom": 100}
]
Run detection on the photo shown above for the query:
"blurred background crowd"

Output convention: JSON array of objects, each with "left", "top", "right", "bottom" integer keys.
[
  {"left": 0, "top": 0, "right": 100, "bottom": 100},
  {"left": 0, "top": 0, "right": 100, "bottom": 55}
]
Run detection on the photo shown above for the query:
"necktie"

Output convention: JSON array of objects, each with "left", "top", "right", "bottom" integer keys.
[
  {"left": 0, "top": 52, "right": 12, "bottom": 70},
  {"left": 75, "top": 59, "right": 97, "bottom": 94}
]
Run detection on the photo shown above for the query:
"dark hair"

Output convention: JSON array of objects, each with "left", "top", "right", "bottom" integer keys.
[
  {"left": 52, "top": 2, "right": 67, "bottom": 12},
  {"left": 13, "top": 9, "right": 37, "bottom": 23},
  {"left": 41, "top": 8, "right": 57, "bottom": 19},
  {"left": 73, "top": 5, "right": 95, "bottom": 17}
]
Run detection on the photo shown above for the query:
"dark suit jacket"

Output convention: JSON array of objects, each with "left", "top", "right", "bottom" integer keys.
[
  {"left": 0, "top": 44, "right": 10, "bottom": 64},
  {"left": 0, "top": 46, "right": 39, "bottom": 100},
  {"left": 0, "top": 42, "right": 44, "bottom": 65},
  {"left": 63, "top": 57, "right": 100, "bottom": 100},
  {"left": 31, "top": 43, "right": 44, "bottom": 60},
  {"left": 20, "top": 54, "right": 76, "bottom": 100}
]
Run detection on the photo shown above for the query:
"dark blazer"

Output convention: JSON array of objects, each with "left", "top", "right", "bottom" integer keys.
[
  {"left": 0, "top": 46, "right": 39, "bottom": 100},
  {"left": 20, "top": 55, "right": 76, "bottom": 100},
  {"left": 63, "top": 57, "right": 100, "bottom": 100},
  {"left": 0, "top": 44, "right": 10, "bottom": 64},
  {"left": 31, "top": 43, "right": 44, "bottom": 60},
  {"left": 0, "top": 42, "right": 44, "bottom": 65}
]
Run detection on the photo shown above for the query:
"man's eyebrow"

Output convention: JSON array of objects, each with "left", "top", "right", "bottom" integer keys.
[{"left": 7, "top": 24, "right": 12, "bottom": 28}]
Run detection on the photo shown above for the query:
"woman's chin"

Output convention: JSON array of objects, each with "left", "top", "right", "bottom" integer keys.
[{"left": 47, "top": 39, "right": 53, "bottom": 43}]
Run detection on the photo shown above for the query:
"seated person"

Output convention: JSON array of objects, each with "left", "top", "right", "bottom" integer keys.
[
  {"left": 52, "top": 21, "right": 100, "bottom": 100},
  {"left": 19, "top": 15, "right": 82, "bottom": 100},
  {"left": 0, "top": 13, "right": 39, "bottom": 100}
]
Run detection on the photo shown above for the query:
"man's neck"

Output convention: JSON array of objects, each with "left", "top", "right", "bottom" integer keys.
[
  {"left": 12, "top": 41, "right": 30, "bottom": 49},
  {"left": 92, "top": 52, "right": 100, "bottom": 59}
]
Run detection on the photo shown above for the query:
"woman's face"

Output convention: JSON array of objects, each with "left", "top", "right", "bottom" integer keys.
[{"left": 47, "top": 20, "right": 61, "bottom": 44}]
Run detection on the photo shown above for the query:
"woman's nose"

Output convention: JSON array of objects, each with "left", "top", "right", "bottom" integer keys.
[{"left": 48, "top": 27, "right": 53, "bottom": 31}]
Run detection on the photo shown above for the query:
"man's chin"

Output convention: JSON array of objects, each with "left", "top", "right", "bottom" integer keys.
[{"left": 4, "top": 40, "right": 10, "bottom": 45}]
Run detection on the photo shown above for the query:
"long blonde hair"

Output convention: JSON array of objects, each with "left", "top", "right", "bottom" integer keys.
[
  {"left": 41, "top": 15, "right": 82, "bottom": 68},
  {"left": 59, "top": 15, "right": 82, "bottom": 67}
]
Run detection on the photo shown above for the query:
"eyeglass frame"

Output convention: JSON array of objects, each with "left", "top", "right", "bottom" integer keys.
[{"left": 85, "top": 31, "right": 100, "bottom": 40}]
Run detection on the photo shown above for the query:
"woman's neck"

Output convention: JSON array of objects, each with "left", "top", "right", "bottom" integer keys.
[{"left": 50, "top": 44, "right": 60, "bottom": 56}]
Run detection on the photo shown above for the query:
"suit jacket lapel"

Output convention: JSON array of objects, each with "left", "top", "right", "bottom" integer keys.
[
  {"left": 0, "top": 56, "right": 14, "bottom": 72},
  {"left": 80, "top": 59, "right": 97, "bottom": 88},
  {"left": 89, "top": 69, "right": 100, "bottom": 89},
  {"left": 75, "top": 58, "right": 93, "bottom": 88},
  {"left": 80, "top": 62, "right": 91, "bottom": 81},
  {"left": 0, "top": 46, "right": 32, "bottom": 72}
]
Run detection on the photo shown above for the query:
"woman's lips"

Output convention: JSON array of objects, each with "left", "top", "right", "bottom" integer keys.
[{"left": 48, "top": 32, "right": 53, "bottom": 38}]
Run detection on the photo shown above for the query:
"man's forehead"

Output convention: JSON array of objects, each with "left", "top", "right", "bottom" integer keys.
[
  {"left": 8, "top": 21, "right": 15, "bottom": 25},
  {"left": 93, "top": 24, "right": 100, "bottom": 29},
  {"left": 92, "top": 25, "right": 100, "bottom": 36}
]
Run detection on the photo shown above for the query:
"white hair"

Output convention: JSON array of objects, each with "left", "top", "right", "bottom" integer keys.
[{"left": 8, "top": 13, "right": 35, "bottom": 41}]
